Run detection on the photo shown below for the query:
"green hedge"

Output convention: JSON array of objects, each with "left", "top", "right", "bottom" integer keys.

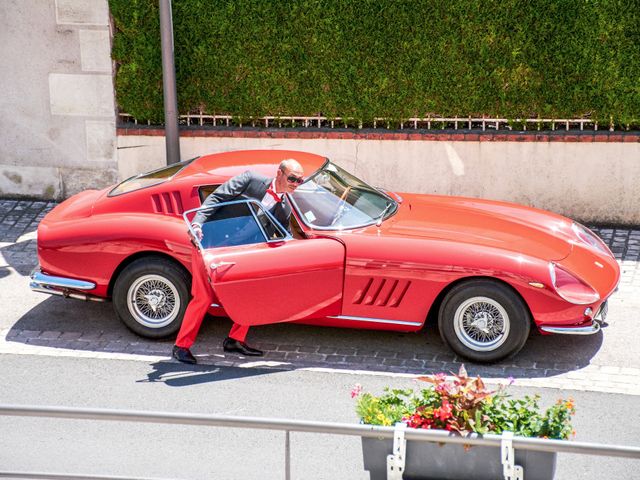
[{"left": 110, "top": 0, "right": 640, "bottom": 127}]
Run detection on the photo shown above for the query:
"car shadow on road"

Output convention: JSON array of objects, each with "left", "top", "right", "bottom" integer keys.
[
  {"left": 7, "top": 295, "right": 605, "bottom": 382},
  {"left": 251, "top": 317, "right": 606, "bottom": 380}
]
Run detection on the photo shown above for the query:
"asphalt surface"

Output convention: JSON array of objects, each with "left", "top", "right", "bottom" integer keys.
[
  {"left": 1, "top": 199, "right": 639, "bottom": 393},
  {"left": 1, "top": 199, "right": 639, "bottom": 479},
  {"left": 0, "top": 354, "right": 639, "bottom": 480}
]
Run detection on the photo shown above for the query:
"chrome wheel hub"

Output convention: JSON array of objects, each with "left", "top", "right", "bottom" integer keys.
[
  {"left": 127, "top": 275, "right": 180, "bottom": 328},
  {"left": 144, "top": 289, "right": 167, "bottom": 312},
  {"left": 471, "top": 313, "right": 491, "bottom": 333},
  {"left": 453, "top": 296, "right": 510, "bottom": 352}
]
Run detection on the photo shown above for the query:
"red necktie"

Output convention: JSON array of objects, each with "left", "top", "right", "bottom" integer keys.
[{"left": 266, "top": 188, "right": 281, "bottom": 203}]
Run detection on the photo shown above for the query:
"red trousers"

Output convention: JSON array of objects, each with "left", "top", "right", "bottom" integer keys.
[{"left": 175, "top": 245, "right": 249, "bottom": 348}]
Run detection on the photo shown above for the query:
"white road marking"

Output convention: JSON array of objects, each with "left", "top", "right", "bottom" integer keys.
[
  {"left": 1, "top": 329, "right": 638, "bottom": 396},
  {"left": 16, "top": 231, "right": 37, "bottom": 243}
]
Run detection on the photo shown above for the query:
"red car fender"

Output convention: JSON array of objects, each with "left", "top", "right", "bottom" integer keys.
[
  {"left": 319, "top": 230, "right": 549, "bottom": 327},
  {"left": 38, "top": 213, "right": 192, "bottom": 297}
]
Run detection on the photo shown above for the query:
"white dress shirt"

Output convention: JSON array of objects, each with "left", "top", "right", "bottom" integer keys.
[{"left": 260, "top": 178, "right": 283, "bottom": 210}]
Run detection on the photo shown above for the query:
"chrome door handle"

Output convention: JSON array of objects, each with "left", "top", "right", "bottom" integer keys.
[{"left": 210, "top": 261, "right": 236, "bottom": 270}]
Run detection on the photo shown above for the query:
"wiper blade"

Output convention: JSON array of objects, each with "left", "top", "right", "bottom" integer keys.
[{"left": 375, "top": 202, "right": 395, "bottom": 227}]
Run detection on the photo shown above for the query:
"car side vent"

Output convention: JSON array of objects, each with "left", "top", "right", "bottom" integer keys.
[
  {"left": 352, "top": 278, "right": 411, "bottom": 307},
  {"left": 151, "top": 191, "right": 184, "bottom": 215}
]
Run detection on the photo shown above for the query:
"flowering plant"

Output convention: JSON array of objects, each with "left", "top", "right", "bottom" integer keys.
[{"left": 353, "top": 366, "right": 575, "bottom": 440}]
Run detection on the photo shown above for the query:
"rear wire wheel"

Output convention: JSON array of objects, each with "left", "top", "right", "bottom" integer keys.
[
  {"left": 113, "top": 257, "right": 190, "bottom": 338},
  {"left": 438, "top": 280, "right": 530, "bottom": 363}
]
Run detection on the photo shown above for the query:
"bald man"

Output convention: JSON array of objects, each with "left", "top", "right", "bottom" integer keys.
[{"left": 172, "top": 159, "right": 305, "bottom": 364}]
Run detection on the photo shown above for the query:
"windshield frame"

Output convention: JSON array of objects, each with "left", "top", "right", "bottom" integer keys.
[{"left": 288, "top": 159, "right": 398, "bottom": 231}]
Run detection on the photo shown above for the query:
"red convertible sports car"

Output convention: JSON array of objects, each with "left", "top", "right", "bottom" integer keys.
[{"left": 30, "top": 150, "right": 619, "bottom": 362}]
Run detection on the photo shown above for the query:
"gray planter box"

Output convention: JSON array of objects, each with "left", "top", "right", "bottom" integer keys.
[{"left": 362, "top": 436, "right": 557, "bottom": 480}]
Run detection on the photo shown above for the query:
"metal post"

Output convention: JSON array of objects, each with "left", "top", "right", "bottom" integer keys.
[
  {"left": 501, "top": 431, "right": 523, "bottom": 480},
  {"left": 285, "top": 430, "right": 291, "bottom": 480},
  {"left": 387, "top": 423, "right": 407, "bottom": 480},
  {"left": 159, "top": 0, "right": 180, "bottom": 165}
]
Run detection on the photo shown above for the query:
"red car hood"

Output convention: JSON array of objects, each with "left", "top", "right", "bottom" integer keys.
[{"left": 383, "top": 193, "right": 574, "bottom": 261}]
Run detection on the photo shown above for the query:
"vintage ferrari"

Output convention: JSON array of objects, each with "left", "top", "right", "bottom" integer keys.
[{"left": 30, "top": 150, "right": 619, "bottom": 362}]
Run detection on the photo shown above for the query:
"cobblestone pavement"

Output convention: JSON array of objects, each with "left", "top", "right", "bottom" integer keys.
[{"left": 1, "top": 199, "right": 640, "bottom": 395}]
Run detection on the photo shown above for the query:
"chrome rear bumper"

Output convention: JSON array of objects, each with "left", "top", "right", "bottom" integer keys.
[
  {"left": 30, "top": 268, "right": 106, "bottom": 302},
  {"left": 539, "top": 301, "right": 607, "bottom": 335}
]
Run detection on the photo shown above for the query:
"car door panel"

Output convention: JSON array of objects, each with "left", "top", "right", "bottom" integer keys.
[{"left": 204, "top": 238, "right": 345, "bottom": 326}]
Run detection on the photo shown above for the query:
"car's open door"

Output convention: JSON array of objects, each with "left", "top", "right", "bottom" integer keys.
[{"left": 184, "top": 200, "right": 345, "bottom": 326}]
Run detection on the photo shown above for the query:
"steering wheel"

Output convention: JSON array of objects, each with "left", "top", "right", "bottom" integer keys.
[{"left": 330, "top": 187, "right": 351, "bottom": 226}]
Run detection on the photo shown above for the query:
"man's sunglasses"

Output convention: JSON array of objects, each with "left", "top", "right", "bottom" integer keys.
[{"left": 285, "top": 174, "right": 304, "bottom": 185}]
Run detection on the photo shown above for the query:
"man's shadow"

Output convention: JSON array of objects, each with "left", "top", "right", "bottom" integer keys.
[
  {"left": 0, "top": 266, "right": 11, "bottom": 279},
  {"left": 138, "top": 360, "right": 286, "bottom": 387}
]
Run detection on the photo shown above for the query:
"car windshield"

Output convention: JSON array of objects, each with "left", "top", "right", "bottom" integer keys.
[{"left": 289, "top": 161, "right": 397, "bottom": 229}]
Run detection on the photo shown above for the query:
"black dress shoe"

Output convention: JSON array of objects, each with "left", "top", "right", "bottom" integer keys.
[
  {"left": 223, "top": 337, "right": 264, "bottom": 356},
  {"left": 172, "top": 345, "right": 197, "bottom": 364}
]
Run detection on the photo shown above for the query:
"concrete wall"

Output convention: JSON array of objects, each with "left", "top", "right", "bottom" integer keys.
[
  {"left": 1, "top": 0, "right": 637, "bottom": 225},
  {"left": 117, "top": 134, "right": 640, "bottom": 225},
  {"left": 0, "top": 0, "right": 117, "bottom": 199}
]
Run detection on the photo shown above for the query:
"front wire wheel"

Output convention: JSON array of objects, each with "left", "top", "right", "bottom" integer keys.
[
  {"left": 453, "top": 296, "right": 510, "bottom": 352},
  {"left": 438, "top": 280, "right": 530, "bottom": 363}
]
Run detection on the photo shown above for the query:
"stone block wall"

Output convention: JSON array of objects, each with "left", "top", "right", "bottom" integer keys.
[
  {"left": 0, "top": 0, "right": 117, "bottom": 200},
  {"left": 1, "top": 0, "right": 638, "bottom": 226}
]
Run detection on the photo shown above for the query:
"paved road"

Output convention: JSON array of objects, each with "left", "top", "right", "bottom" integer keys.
[
  {"left": 1, "top": 199, "right": 639, "bottom": 478},
  {"left": 0, "top": 354, "right": 639, "bottom": 479},
  {"left": 1, "top": 199, "right": 639, "bottom": 394}
]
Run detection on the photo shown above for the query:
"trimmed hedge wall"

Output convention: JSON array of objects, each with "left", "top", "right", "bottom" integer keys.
[{"left": 110, "top": 0, "right": 640, "bottom": 127}]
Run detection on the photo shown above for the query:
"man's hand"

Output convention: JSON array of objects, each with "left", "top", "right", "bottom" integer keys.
[{"left": 190, "top": 223, "right": 203, "bottom": 241}]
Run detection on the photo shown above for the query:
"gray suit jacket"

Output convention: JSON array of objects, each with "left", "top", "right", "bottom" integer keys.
[{"left": 193, "top": 170, "right": 292, "bottom": 232}]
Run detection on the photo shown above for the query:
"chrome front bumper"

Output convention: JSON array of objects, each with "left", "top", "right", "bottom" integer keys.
[
  {"left": 539, "top": 301, "right": 607, "bottom": 335},
  {"left": 30, "top": 268, "right": 105, "bottom": 302}
]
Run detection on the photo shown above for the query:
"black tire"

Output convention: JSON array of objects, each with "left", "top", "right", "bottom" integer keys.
[
  {"left": 113, "top": 256, "right": 191, "bottom": 339},
  {"left": 438, "top": 279, "right": 530, "bottom": 363}
]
